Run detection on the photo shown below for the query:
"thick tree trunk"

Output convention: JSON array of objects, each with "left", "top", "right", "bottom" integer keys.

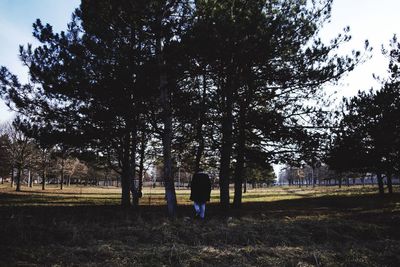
[
  {"left": 130, "top": 124, "right": 138, "bottom": 207},
  {"left": 219, "top": 106, "right": 233, "bottom": 210},
  {"left": 233, "top": 102, "right": 246, "bottom": 208},
  {"left": 387, "top": 173, "right": 393, "bottom": 194},
  {"left": 219, "top": 73, "right": 234, "bottom": 211},
  {"left": 311, "top": 167, "right": 315, "bottom": 188},
  {"left": 11, "top": 167, "right": 14, "bottom": 187},
  {"left": 194, "top": 73, "right": 207, "bottom": 173},
  {"left": 121, "top": 167, "right": 131, "bottom": 207},
  {"left": 161, "top": 95, "right": 177, "bottom": 216},
  {"left": 377, "top": 173, "right": 384, "bottom": 196},
  {"left": 233, "top": 148, "right": 245, "bottom": 208},
  {"left": 42, "top": 168, "right": 46, "bottom": 190},
  {"left": 16, "top": 167, "right": 21, "bottom": 192},
  {"left": 121, "top": 131, "right": 132, "bottom": 208},
  {"left": 157, "top": 35, "right": 177, "bottom": 217}
]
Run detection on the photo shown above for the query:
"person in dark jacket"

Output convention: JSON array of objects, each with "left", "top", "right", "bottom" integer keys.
[{"left": 190, "top": 169, "right": 211, "bottom": 219}]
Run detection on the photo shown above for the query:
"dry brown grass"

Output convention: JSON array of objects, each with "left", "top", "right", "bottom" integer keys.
[
  {"left": 0, "top": 183, "right": 390, "bottom": 206},
  {"left": 0, "top": 184, "right": 400, "bottom": 266}
]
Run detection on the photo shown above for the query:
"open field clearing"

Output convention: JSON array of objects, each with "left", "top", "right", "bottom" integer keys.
[
  {"left": 1, "top": 185, "right": 400, "bottom": 266},
  {"left": 0, "top": 184, "right": 394, "bottom": 206}
]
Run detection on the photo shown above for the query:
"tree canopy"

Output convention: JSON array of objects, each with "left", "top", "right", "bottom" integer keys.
[
  {"left": 0, "top": 0, "right": 365, "bottom": 210},
  {"left": 327, "top": 36, "right": 400, "bottom": 195}
]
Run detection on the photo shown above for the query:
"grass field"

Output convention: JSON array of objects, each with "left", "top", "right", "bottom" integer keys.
[{"left": 1, "top": 184, "right": 400, "bottom": 266}]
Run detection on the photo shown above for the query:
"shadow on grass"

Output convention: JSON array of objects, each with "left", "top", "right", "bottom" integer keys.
[
  {"left": 1, "top": 191, "right": 399, "bottom": 217},
  {"left": 1, "top": 193, "right": 400, "bottom": 266}
]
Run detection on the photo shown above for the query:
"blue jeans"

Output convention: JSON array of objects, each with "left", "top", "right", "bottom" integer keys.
[{"left": 194, "top": 202, "right": 206, "bottom": 219}]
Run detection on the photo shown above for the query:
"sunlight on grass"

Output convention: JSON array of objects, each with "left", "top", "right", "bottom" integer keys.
[{"left": 0, "top": 183, "right": 392, "bottom": 207}]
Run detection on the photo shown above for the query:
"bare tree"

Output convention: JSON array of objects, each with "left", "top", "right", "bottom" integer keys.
[{"left": 1, "top": 121, "right": 35, "bottom": 191}]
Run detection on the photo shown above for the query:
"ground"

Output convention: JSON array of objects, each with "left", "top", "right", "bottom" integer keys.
[{"left": 0, "top": 184, "right": 399, "bottom": 266}]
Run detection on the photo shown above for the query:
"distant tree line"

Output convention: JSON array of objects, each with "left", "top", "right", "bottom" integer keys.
[
  {"left": 0, "top": 121, "right": 123, "bottom": 190},
  {"left": 0, "top": 0, "right": 366, "bottom": 213},
  {"left": 278, "top": 164, "right": 393, "bottom": 188}
]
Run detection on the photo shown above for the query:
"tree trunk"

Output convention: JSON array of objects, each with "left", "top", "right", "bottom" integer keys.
[
  {"left": 377, "top": 173, "right": 384, "bottom": 196},
  {"left": 11, "top": 167, "right": 14, "bottom": 187},
  {"left": 121, "top": 131, "right": 132, "bottom": 207},
  {"left": 219, "top": 117, "right": 232, "bottom": 210},
  {"left": 60, "top": 157, "right": 65, "bottom": 190},
  {"left": 28, "top": 169, "right": 33, "bottom": 188},
  {"left": 130, "top": 124, "right": 139, "bottom": 207},
  {"left": 194, "top": 72, "right": 207, "bottom": 173},
  {"left": 138, "top": 130, "right": 146, "bottom": 199},
  {"left": 42, "top": 168, "right": 46, "bottom": 190},
  {"left": 233, "top": 102, "right": 246, "bottom": 208},
  {"left": 233, "top": 147, "right": 245, "bottom": 208},
  {"left": 160, "top": 90, "right": 177, "bottom": 216},
  {"left": 338, "top": 177, "right": 342, "bottom": 188},
  {"left": 121, "top": 167, "right": 131, "bottom": 207},
  {"left": 387, "top": 173, "right": 393, "bottom": 194},
  {"left": 16, "top": 166, "right": 22, "bottom": 192},
  {"left": 157, "top": 34, "right": 177, "bottom": 217},
  {"left": 312, "top": 167, "right": 316, "bottom": 188},
  {"left": 104, "top": 169, "right": 109, "bottom": 186},
  {"left": 219, "top": 76, "right": 234, "bottom": 211}
]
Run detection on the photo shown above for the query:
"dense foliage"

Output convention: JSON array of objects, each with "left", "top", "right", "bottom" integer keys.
[
  {"left": 328, "top": 36, "right": 400, "bottom": 195},
  {"left": 0, "top": 0, "right": 364, "bottom": 210}
]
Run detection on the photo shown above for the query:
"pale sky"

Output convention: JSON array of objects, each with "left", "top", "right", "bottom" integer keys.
[
  {"left": 0, "top": 0, "right": 400, "bottom": 123},
  {"left": 0, "top": 0, "right": 80, "bottom": 122}
]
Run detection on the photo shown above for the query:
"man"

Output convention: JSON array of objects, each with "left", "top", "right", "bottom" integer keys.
[{"left": 190, "top": 169, "right": 211, "bottom": 219}]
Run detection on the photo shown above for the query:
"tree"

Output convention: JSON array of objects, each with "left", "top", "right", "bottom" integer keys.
[
  {"left": 0, "top": 122, "right": 36, "bottom": 191},
  {"left": 186, "top": 0, "right": 365, "bottom": 208},
  {"left": 0, "top": 130, "right": 12, "bottom": 183},
  {"left": 0, "top": 0, "right": 368, "bottom": 211},
  {"left": 328, "top": 36, "right": 400, "bottom": 195},
  {"left": 0, "top": 1, "right": 184, "bottom": 209}
]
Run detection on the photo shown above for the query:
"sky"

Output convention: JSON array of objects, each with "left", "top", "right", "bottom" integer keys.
[
  {"left": 0, "top": 0, "right": 80, "bottom": 122},
  {"left": 0, "top": 0, "right": 400, "bottom": 124}
]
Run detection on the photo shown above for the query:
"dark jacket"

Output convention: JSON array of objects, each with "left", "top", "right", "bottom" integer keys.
[{"left": 190, "top": 172, "right": 211, "bottom": 203}]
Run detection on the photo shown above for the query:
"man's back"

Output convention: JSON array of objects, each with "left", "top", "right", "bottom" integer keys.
[{"left": 190, "top": 172, "right": 211, "bottom": 202}]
